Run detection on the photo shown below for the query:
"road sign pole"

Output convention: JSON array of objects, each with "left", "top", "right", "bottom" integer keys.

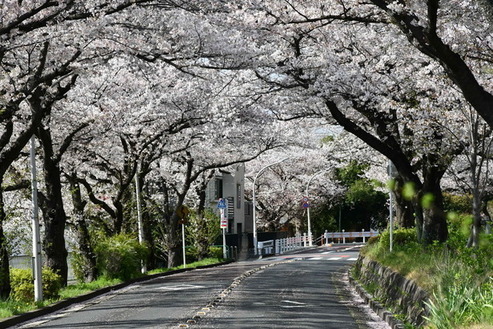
[
  {"left": 182, "top": 222, "right": 186, "bottom": 268},
  {"left": 219, "top": 207, "right": 227, "bottom": 259},
  {"left": 307, "top": 203, "right": 312, "bottom": 246},
  {"left": 222, "top": 228, "right": 227, "bottom": 259}
]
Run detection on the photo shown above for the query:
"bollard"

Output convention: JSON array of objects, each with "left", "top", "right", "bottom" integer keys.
[
  {"left": 343, "top": 230, "right": 346, "bottom": 244},
  {"left": 362, "top": 229, "right": 366, "bottom": 243}
]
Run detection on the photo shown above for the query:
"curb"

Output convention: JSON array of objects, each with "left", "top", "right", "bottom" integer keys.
[
  {"left": 0, "top": 260, "right": 234, "bottom": 328},
  {"left": 348, "top": 271, "right": 406, "bottom": 329}
]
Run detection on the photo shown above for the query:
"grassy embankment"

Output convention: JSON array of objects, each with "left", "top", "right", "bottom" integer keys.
[
  {"left": 360, "top": 228, "right": 493, "bottom": 329},
  {"left": 0, "top": 257, "right": 223, "bottom": 320}
]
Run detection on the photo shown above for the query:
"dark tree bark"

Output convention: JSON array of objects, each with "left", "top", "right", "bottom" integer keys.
[
  {"left": 194, "top": 171, "right": 215, "bottom": 261},
  {"left": 419, "top": 164, "right": 448, "bottom": 244},
  {"left": 0, "top": 188, "right": 11, "bottom": 299},
  {"left": 368, "top": 0, "right": 493, "bottom": 128},
  {"left": 67, "top": 172, "right": 98, "bottom": 282},
  {"left": 36, "top": 125, "right": 69, "bottom": 285},
  {"left": 324, "top": 99, "right": 449, "bottom": 244},
  {"left": 392, "top": 176, "right": 416, "bottom": 229}
]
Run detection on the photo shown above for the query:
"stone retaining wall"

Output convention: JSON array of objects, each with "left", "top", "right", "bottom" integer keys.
[{"left": 353, "top": 255, "right": 429, "bottom": 327}]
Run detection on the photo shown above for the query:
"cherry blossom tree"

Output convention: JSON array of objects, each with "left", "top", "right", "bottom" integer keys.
[
  {"left": 0, "top": 0, "right": 221, "bottom": 293},
  {"left": 441, "top": 107, "right": 493, "bottom": 247},
  {"left": 220, "top": 1, "right": 474, "bottom": 244}
]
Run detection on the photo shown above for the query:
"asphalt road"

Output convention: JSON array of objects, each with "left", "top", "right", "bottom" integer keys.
[{"left": 12, "top": 245, "right": 387, "bottom": 329}]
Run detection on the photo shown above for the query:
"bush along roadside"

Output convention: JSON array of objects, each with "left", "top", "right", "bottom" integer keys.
[{"left": 356, "top": 227, "right": 493, "bottom": 329}]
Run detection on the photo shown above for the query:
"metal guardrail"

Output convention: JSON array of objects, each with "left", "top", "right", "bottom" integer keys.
[
  {"left": 256, "top": 230, "right": 379, "bottom": 256},
  {"left": 323, "top": 230, "right": 379, "bottom": 244}
]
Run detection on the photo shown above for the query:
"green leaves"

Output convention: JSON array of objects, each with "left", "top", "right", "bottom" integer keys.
[
  {"left": 421, "top": 193, "right": 435, "bottom": 209},
  {"left": 94, "top": 233, "right": 149, "bottom": 281},
  {"left": 401, "top": 182, "right": 416, "bottom": 200}
]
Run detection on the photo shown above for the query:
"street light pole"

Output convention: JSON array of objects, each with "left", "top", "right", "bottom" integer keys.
[
  {"left": 305, "top": 170, "right": 328, "bottom": 247},
  {"left": 253, "top": 157, "right": 289, "bottom": 255},
  {"left": 30, "top": 136, "right": 43, "bottom": 302},
  {"left": 388, "top": 159, "right": 395, "bottom": 252},
  {"left": 135, "top": 164, "right": 146, "bottom": 273}
]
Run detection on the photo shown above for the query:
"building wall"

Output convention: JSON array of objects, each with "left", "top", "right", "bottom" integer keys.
[{"left": 207, "top": 164, "right": 251, "bottom": 235}]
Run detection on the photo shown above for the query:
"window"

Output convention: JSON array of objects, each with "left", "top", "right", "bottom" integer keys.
[{"left": 215, "top": 178, "right": 223, "bottom": 200}]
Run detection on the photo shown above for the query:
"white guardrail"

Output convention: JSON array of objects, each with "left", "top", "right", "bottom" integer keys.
[
  {"left": 257, "top": 230, "right": 379, "bottom": 255},
  {"left": 323, "top": 230, "right": 379, "bottom": 244}
]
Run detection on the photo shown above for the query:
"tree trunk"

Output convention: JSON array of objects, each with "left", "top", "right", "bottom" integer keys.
[
  {"left": 482, "top": 199, "right": 492, "bottom": 234},
  {"left": 0, "top": 190, "right": 11, "bottom": 299},
  {"left": 142, "top": 203, "right": 158, "bottom": 270},
  {"left": 392, "top": 175, "right": 415, "bottom": 228},
  {"left": 67, "top": 173, "right": 97, "bottom": 282},
  {"left": 195, "top": 176, "right": 210, "bottom": 261},
  {"left": 167, "top": 245, "right": 181, "bottom": 268},
  {"left": 37, "top": 128, "right": 68, "bottom": 285},
  {"left": 113, "top": 200, "right": 124, "bottom": 234},
  {"left": 468, "top": 188, "right": 482, "bottom": 248},
  {"left": 419, "top": 169, "right": 448, "bottom": 244}
]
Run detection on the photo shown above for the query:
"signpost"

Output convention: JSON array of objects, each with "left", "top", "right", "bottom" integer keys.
[
  {"left": 217, "top": 198, "right": 228, "bottom": 258},
  {"left": 177, "top": 205, "right": 190, "bottom": 268},
  {"left": 302, "top": 196, "right": 312, "bottom": 246},
  {"left": 302, "top": 196, "right": 310, "bottom": 209}
]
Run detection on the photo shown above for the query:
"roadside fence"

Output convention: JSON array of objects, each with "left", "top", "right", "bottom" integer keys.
[
  {"left": 257, "top": 230, "right": 379, "bottom": 256},
  {"left": 322, "top": 229, "right": 379, "bottom": 244}
]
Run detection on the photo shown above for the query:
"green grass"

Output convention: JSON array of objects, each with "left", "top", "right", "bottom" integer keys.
[
  {"left": 58, "top": 277, "right": 124, "bottom": 299},
  {"left": 147, "top": 257, "right": 224, "bottom": 275},
  {"left": 0, "top": 258, "right": 224, "bottom": 320},
  {"left": 0, "top": 298, "right": 53, "bottom": 318},
  {"left": 360, "top": 229, "right": 493, "bottom": 329}
]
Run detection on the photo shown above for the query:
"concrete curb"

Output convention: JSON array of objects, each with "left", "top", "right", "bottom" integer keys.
[
  {"left": 348, "top": 271, "right": 406, "bottom": 329},
  {"left": 0, "top": 260, "right": 234, "bottom": 328}
]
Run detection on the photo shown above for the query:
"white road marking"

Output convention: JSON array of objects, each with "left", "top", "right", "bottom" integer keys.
[
  {"left": 157, "top": 284, "right": 206, "bottom": 291},
  {"left": 328, "top": 257, "right": 342, "bottom": 260},
  {"left": 282, "top": 300, "right": 305, "bottom": 305},
  {"left": 280, "top": 300, "right": 306, "bottom": 308}
]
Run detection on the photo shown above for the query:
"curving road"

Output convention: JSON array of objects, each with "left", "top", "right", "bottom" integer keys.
[{"left": 12, "top": 246, "right": 389, "bottom": 329}]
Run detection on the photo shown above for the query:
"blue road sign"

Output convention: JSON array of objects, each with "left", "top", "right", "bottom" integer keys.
[
  {"left": 217, "top": 198, "right": 227, "bottom": 209},
  {"left": 302, "top": 196, "right": 310, "bottom": 208}
]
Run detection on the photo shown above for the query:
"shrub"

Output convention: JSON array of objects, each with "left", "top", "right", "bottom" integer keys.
[
  {"left": 185, "top": 245, "right": 224, "bottom": 263},
  {"left": 208, "top": 246, "right": 223, "bottom": 259},
  {"left": 367, "top": 235, "right": 380, "bottom": 245},
  {"left": 10, "top": 267, "right": 62, "bottom": 302},
  {"left": 70, "top": 251, "right": 97, "bottom": 283},
  {"left": 363, "top": 225, "right": 493, "bottom": 329},
  {"left": 94, "top": 233, "right": 149, "bottom": 281},
  {"left": 379, "top": 227, "right": 418, "bottom": 249},
  {"left": 363, "top": 228, "right": 419, "bottom": 260},
  {"left": 185, "top": 246, "right": 198, "bottom": 263}
]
